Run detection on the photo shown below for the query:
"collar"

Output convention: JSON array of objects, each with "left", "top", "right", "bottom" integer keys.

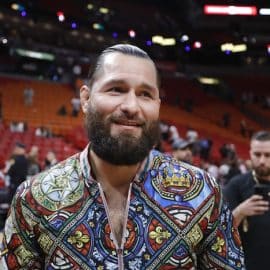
[{"left": 79, "top": 143, "right": 157, "bottom": 186}]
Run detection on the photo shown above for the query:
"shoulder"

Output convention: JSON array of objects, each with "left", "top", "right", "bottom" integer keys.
[
  {"left": 16, "top": 153, "right": 84, "bottom": 211},
  {"left": 149, "top": 150, "right": 218, "bottom": 201},
  {"left": 227, "top": 172, "right": 253, "bottom": 187}
]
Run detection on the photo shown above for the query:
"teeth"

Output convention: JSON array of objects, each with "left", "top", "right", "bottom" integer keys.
[{"left": 116, "top": 120, "right": 139, "bottom": 126}]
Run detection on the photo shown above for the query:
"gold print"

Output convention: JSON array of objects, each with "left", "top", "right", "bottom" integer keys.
[
  {"left": 67, "top": 231, "right": 90, "bottom": 249},
  {"left": 14, "top": 246, "right": 34, "bottom": 266},
  {"left": 38, "top": 233, "right": 53, "bottom": 253},
  {"left": 211, "top": 237, "right": 225, "bottom": 253},
  {"left": 187, "top": 226, "right": 203, "bottom": 246},
  {"left": 149, "top": 226, "right": 171, "bottom": 244},
  {"left": 163, "top": 174, "right": 191, "bottom": 189}
]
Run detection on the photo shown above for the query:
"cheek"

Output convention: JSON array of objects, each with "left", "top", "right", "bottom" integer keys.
[
  {"left": 91, "top": 97, "right": 116, "bottom": 116},
  {"left": 142, "top": 104, "right": 160, "bottom": 120}
]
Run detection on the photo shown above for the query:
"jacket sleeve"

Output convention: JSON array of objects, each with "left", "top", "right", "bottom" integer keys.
[
  {"left": 0, "top": 181, "right": 43, "bottom": 269},
  {"left": 197, "top": 175, "right": 246, "bottom": 270}
]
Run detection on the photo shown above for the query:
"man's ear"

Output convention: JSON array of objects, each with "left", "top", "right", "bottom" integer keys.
[{"left": 80, "top": 85, "right": 90, "bottom": 113}]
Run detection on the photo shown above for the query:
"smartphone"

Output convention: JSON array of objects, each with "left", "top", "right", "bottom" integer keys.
[{"left": 254, "top": 184, "right": 270, "bottom": 201}]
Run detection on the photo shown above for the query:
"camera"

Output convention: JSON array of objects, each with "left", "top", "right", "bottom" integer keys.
[{"left": 254, "top": 184, "right": 270, "bottom": 201}]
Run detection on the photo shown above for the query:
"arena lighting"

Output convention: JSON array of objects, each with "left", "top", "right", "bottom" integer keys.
[
  {"left": 180, "top": 34, "right": 189, "bottom": 42},
  {"left": 184, "top": 45, "right": 191, "bottom": 52},
  {"left": 1, "top": 37, "right": 8, "bottom": 44},
  {"left": 128, "top": 30, "right": 136, "bottom": 38},
  {"left": 99, "top": 7, "right": 109, "bottom": 14},
  {"left": 193, "top": 41, "right": 202, "bottom": 49},
  {"left": 152, "top": 35, "right": 163, "bottom": 44},
  {"left": 15, "top": 48, "right": 55, "bottom": 61},
  {"left": 221, "top": 43, "right": 247, "bottom": 53},
  {"left": 93, "top": 23, "right": 104, "bottom": 30},
  {"left": 162, "top": 38, "right": 176, "bottom": 46},
  {"left": 198, "top": 77, "right": 220, "bottom": 85},
  {"left": 71, "top": 22, "right": 77, "bottom": 29},
  {"left": 11, "top": 3, "right": 19, "bottom": 10},
  {"left": 146, "top": 40, "right": 152, "bottom": 46},
  {"left": 267, "top": 45, "right": 270, "bottom": 54},
  {"left": 152, "top": 35, "right": 176, "bottom": 46},
  {"left": 112, "top": 32, "right": 118, "bottom": 38},
  {"left": 259, "top": 8, "right": 270, "bottom": 15},
  {"left": 57, "top": 11, "right": 65, "bottom": 22},
  {"left": 204, "top": 5, "right": 257, "bottom": 16},
  {"left": 87, "top": 3, "right": 94, "bottom": 10}
]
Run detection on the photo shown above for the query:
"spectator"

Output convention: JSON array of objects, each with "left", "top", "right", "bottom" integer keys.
[
  {"left": 23, "top": 87, "right": 34, "bottom": 106},
  {"left": 35, "top": 126, "right": 51, "bottom": 137},
  {"left": 57, "top": 105, "right": 67, "bottom": 116},
  {"left": 44, "top": 151, "right": 58, "bottom": 170},
  {"left": 199, "top": 138, "right": 212, "bottom": 161},
  {"left": 171, "top": 138, "right": 193, "bottom": 164},
  {"left": 240, "top": 119, "right": 247, "bottom": 137},
  {"left": 6, "top": 142, "right": 28, "bottom": 201},
  {"left": 185, "top": 127, "right": 198, "bottom": 143},
  {"left": 222, "top": 112, "right": 231, "bottom": 128},
  {"left": 224, "top": 130, "right": 270, "bottom": 270},
  {"left": 27, "top": 146, "right": 41, "bottom": 177},
  {"left": 71, "top": 96, "right": 81, "bottom": 117}
]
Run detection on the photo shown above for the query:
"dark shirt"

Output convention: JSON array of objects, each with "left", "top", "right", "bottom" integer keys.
[
  {"left": 7, "top": 154, "right": 28, "bottom": 191},
  {"left": 224, "top": 172, "right": 270, "bottom": 270}
]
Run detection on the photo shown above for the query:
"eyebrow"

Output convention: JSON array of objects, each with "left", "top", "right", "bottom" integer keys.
[{"left": 104, "top": 79, "right": 158, "bottom": 91}]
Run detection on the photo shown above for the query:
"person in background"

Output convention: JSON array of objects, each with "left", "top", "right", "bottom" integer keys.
[
  {"left": 71, "top": 96, "right": 81, "bottom": 117},
  {"left": 224, "top": 130, "right": 270, "bottom": 270},
  {"left": 5, "top": 142, "right": 28, "bottom": 202},
  {"left": 171, "top": 138, "right": 194, "bottom": 164},
  {"left": 27, "top": 145, "right": 41, "bottom": 177},
  {"left": 23, "top": 87, "right": 34, "bottom": 106},
  {"left": 0, "top": 44, "right": 244, "bottom": 269},
  {"left": 44, "top": 150, "right": 58, "bottom": 170}
]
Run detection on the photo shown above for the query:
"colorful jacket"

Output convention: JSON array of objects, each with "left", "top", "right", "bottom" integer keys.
[{"left": 0, "top": 146, "right": 245, "bottom": 269}]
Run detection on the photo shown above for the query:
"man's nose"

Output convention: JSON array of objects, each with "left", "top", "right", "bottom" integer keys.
[
  {"left": 120, "top": 91, "right": 139, "bottom": 116},
  {"left": 259, "top": 155, "right": 267, "bottom": 164}
]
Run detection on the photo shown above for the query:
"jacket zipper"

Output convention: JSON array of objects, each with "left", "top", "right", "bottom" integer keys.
[{"left": 98, "top": 182, "right": 132, "bottom": 270}]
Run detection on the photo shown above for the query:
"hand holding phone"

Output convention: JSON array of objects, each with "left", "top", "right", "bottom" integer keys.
[{"left": 254, "top": 184, "right": 270, "bottom": 202}]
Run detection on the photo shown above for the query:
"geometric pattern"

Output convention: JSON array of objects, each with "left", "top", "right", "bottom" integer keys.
[{"left": 0, "top": 147, "right": 245, "bottom": 269}]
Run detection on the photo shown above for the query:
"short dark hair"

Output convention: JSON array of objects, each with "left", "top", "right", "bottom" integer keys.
[
  {"left": 87, "top": 44, "right": 159, "bottom": 88},
  {"left": 251, "top": 130, "right": 270, "bottom": 141}
]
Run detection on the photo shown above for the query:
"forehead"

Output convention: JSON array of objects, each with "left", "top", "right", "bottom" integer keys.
[
  {"left": 250, "top": 140, "right": 270, "bottom": 153},
  {"left": 96, "top": 52, "right": 158, "bottom": 87}
]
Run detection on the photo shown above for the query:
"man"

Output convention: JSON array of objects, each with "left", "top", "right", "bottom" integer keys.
[
  {"left": 0, "top": 44, "right": 244, "bottom": 269},
  {"left": 171, "top": 138, "right": 193, "bottom": 164},
  {"left": 224, "top": 130, "right": 270, "bottom": 270},
  {"left": 6, "top": 142, "right": 28, "bottom": 201}
]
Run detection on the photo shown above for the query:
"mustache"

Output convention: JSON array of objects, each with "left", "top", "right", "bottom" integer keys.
[{"left": 109, "top": 114, "right": 145, "bottom": 126}]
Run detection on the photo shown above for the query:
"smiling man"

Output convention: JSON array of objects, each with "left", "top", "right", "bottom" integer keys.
[{"left": 0, "top": 44, "right": 244, "bottom": 269}]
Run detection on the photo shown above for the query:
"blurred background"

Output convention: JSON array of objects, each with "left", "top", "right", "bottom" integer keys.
[{"left": 0, "top": 0, "right": 270, "bottom": 225}]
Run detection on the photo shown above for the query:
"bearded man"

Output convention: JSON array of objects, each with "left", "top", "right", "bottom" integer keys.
[
  {"left": 0, "top": 44, "right": 244, "bottom": 269},
  {"left": 224, "top": 130, "right": 270, "bottom": 270}
]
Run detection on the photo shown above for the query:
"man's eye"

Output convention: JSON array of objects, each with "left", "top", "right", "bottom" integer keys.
[
  {"left": 140, "top": 91, "right": 152, "bottom": 98},
  {"left": 108, "top": 87, "right": 123, "bottom": 93}
]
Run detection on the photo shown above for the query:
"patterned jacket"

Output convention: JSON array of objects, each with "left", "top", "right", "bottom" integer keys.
[{"left": 0, "top": 146, "right": 245, "bottom": 269}]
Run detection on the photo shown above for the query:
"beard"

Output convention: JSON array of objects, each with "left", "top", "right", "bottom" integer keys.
[
  {"left": 254, "top": 166, "right": 270, "bottom": 178},
  {"left": 85, "top": 106, "right": 160, "bottom": 165}
]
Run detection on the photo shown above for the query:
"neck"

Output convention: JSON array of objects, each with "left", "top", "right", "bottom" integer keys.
[
  {"left": 89, "top": 149, "right": 142, "bottom": 187},
  {"left": 253, "top": 170, "right": 270, "bottom": 183}
]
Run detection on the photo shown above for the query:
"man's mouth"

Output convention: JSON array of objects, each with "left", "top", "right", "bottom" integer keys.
[{"left": 114, "top": 119, "right": 142, "bottom": 126}]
